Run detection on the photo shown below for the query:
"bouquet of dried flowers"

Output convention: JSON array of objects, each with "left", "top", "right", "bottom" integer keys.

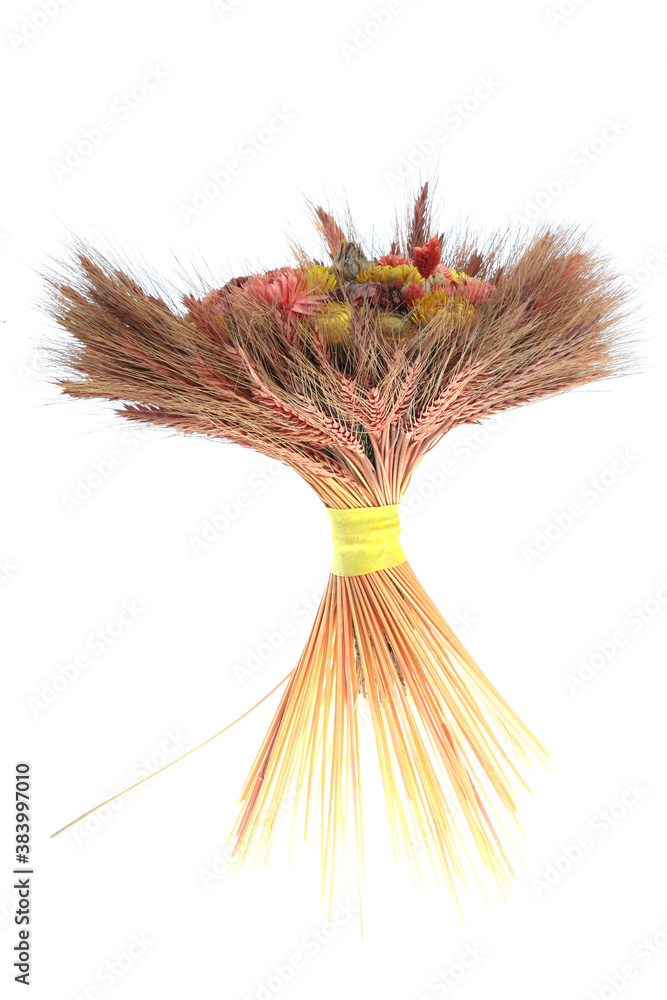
[{"left": 45, "top": 183, "right": 634, "bottom": 914}]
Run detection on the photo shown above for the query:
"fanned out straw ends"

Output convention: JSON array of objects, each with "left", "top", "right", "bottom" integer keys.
[{"left": 42, "top": 184, "right": 638, "bottom": 917}]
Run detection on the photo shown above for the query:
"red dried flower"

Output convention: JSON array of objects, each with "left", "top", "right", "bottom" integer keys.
[{"left": 412, "top": 236, "right": 441, "bottom": 279}]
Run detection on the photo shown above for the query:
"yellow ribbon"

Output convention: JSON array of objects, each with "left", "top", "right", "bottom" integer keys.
[{"left": 326, "top": 504, "right": 406, "bottom": 577}]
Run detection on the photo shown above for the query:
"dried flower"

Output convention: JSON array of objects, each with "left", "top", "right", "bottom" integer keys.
[{"left": 412, "top": 235, "right": 442, "bottom": 278}]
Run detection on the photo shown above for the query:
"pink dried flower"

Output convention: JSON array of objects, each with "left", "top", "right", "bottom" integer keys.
[
  {"left": 243, "top": 268, "right": 322, "bottom": 316},
  {"left": 460, "top": 278, "right": 493, "bottom": 305},
  {"left": 402, "top": 281, "right": 426, "bottom": 308},
  {"left": 378, "top": 253, "right": 412, "bottom": 266}
]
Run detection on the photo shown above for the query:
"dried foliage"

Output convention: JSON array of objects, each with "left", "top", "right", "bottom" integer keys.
[{"left": 43, "top": 185, "right": 637, "bottom": 913}]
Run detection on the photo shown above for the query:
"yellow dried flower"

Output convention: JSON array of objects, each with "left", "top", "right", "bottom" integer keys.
[
  {"left": 355, "top": 264, "right": 425, "bottom": 286},
  {"left": 377, "top": 264, "right": 424, "bottom": 285},
  {"left": 300, "top": 265, "right": 338, "bottom": 291},
  {"left": 355, "top": 269, "right": 372, "bottom": 284},
  {"left": 316, "top": 302, "right": 352, "bottom": 342},
  {"left": 378, "top": 314, "right": 412, "bottom": 339},
  {"left": 412, "top": 289, "right": 475, "bottom": 324}
]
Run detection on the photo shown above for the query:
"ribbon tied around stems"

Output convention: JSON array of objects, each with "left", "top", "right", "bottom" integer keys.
[{"left": 326, "top": 504, "right": 406, "bottom": 577}]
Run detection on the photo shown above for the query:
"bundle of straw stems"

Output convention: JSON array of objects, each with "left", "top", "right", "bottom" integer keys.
[
  {"left": 233, "top": 461, "right": 548, "bottom": 913},
  {"left": 42, "top": 182, "right": 636, "bottom": 913}
]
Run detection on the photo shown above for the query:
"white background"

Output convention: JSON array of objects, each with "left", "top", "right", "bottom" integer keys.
[{"left": 2, "top": 1, "right": 666, "bottom": 998}]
